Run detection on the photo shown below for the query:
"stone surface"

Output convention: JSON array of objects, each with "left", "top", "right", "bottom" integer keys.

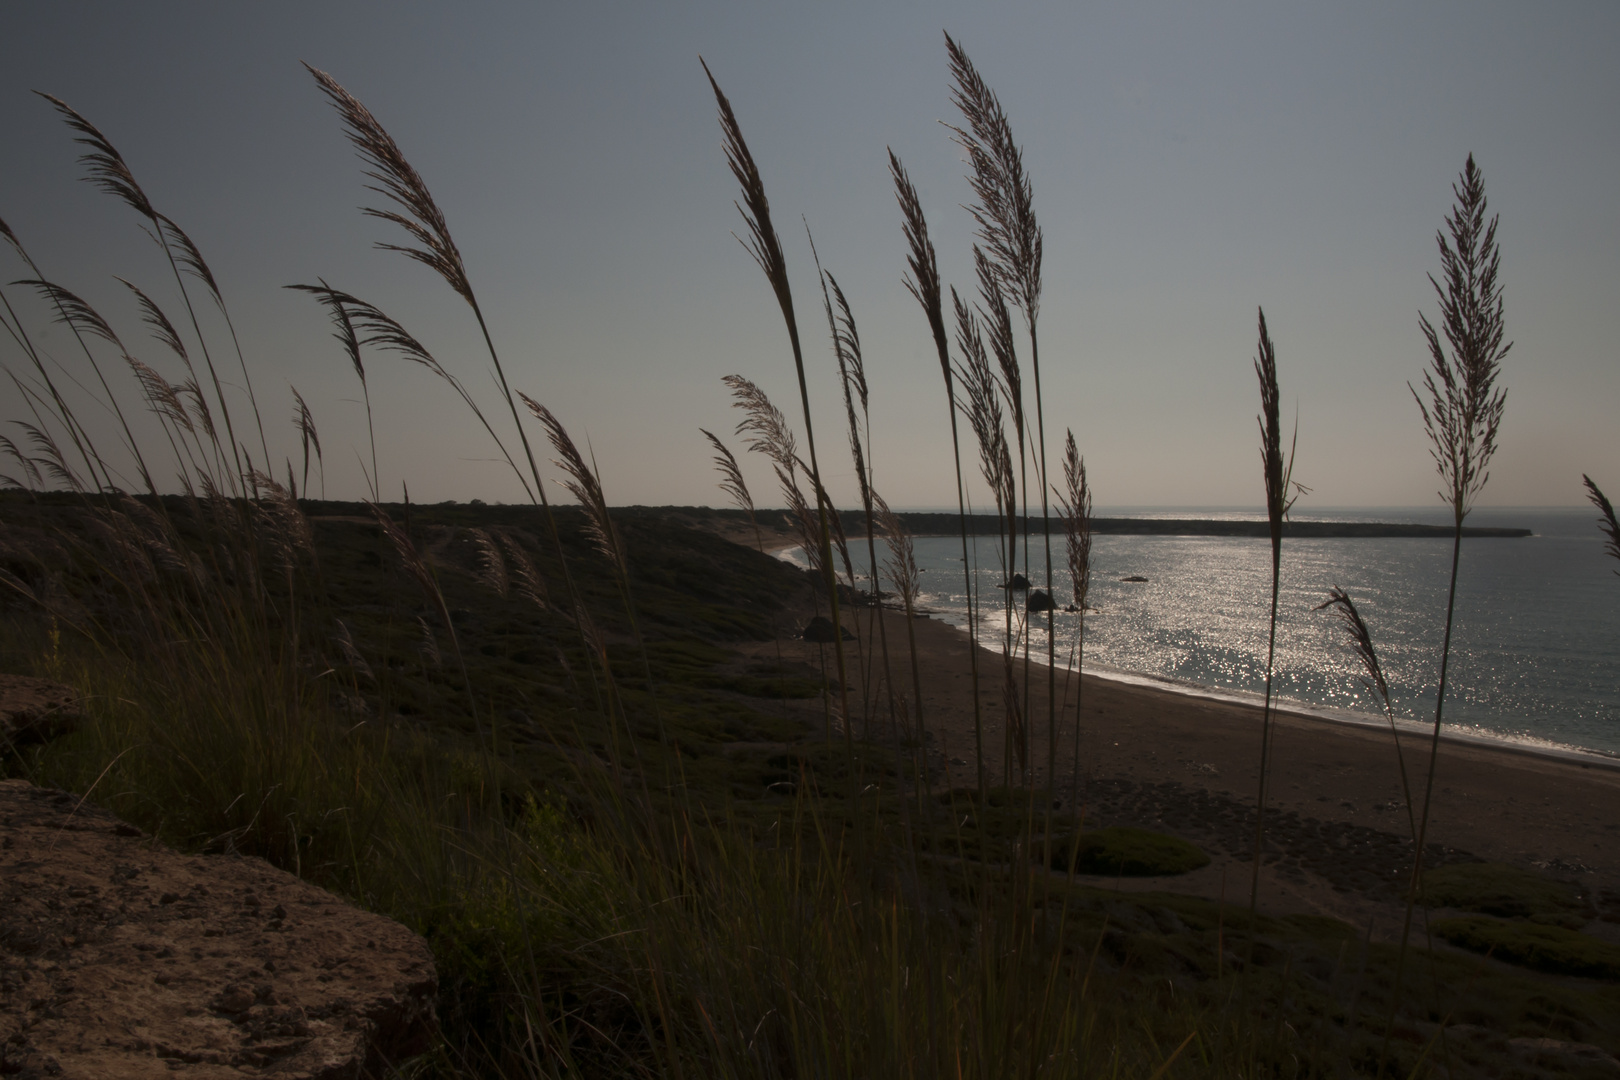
[
  {"left": 0, "top": 780, "right": 436, "bottom": 1078},
  {"left": 0, "top": 675, "right": 81, "bottom": 745}
]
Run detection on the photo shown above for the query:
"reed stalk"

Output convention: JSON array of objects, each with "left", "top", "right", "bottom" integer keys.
[
  {"left": 1316, "top": 587, "right": 1417, "bottom": 844},
  {"left": 1387, "top": 154, "right": 1510, "bottom": 1068},
  {"left": 702, "top": 61, "right": 859, "bottom": 828},
  {"left": 1246, "top": 307, "right": 1298, "bottom": 930},
  {"left": 891, "top": 150, "right": 987, "bottom": 794},
  {"left": 1055, "top": 429, "right": 1091, "bottom": 854},
  {"left": 947, "top": 33, "right": 1052, "bottom": 798}
]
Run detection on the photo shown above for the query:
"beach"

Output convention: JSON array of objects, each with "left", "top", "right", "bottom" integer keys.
[{"left": 733, "top": 597, "right": 1620, "bottom": 937}]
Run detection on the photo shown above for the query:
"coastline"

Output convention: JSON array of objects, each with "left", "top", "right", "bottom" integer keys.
[
  {"left": 761, "top": 534, "right": 1619, "bottom": 772},
  {"left": 733, "top": 574, "right": 1620, "bottom": 927}
]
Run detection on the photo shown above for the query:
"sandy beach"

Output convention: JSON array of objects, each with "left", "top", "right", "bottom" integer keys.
[{"left": 732, "top": 590, "right": 1620, "bottom": 938}]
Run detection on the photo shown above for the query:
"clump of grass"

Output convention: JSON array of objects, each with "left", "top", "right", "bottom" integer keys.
[
  {"left": 1050, "top": 826, "right": 1210, "bottom": 877},
  {"left": 1431, "top": 916, "right": 1620, "bottom": 980},
  {"left": 1421, "top": 863, "right": 1584, "bottom": 921}
]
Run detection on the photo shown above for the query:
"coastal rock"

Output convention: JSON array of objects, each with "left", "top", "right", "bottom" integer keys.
[
  {"left": 1120, "top": 575, "right": 1149, "bottom": 583},
  {"left": 0, "top": 779, "right": 437, "bottom": 1078},
  {"left": 1025, "top": 589, "right": 1057, "bottom": 613},
  {"left": 0, "top": 674, "right": 81, "bottom": 746},
  {"left": 1000, "top": 573, "right": 1032, "bottom": 591},
  {"left": 801, "top": 616, "right": 855, "bottom": 643}
]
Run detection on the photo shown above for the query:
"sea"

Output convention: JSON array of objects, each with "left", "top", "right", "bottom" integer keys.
[{"left": 784, "top": 508, "right": 1620, "bottom": 760}]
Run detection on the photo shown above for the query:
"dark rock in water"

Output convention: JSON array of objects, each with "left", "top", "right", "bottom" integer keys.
[
  {"left": 0, "top": 779, "right": 437, "bottom": 1078},
  {"left": 1000, "top": 573, "right": 1032, "bottom": 591},
  {"left": 1120, "top": 575, "right": 1149, "bottom": 583},
  {"left": 801, "top": 615, "right": 855, "bottom": 642},
  {"left": 1026, "top": 589, "right": 1057, "bottom": 613},
  {"left": 0, "top": 674, "right": 82, "bottom": 746}
]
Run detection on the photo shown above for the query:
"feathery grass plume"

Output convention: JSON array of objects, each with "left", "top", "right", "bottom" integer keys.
[
  {"left": 17, "top": 421, "right": 84, "bottom": 491},
  {"left": 1385, "top": 156, "right": 1511, "bottom": 1062},
  {"left": 466, "top": 527, "right": 509, "bottom": 599},
  {"left": 1583, "top": 475, "right": 1620, "bottom": 573},
  {"left": 892, "top": 148, "right": 987, "bottom": 793},
  {"left": 723, "top": 374, "right": 799, "bottom": 475},
  {"left": 291, "top": 387, "right": 324, "bottom": 500},
  {"left": 304, "top": 65, "right": 471, "bottom": 305},
  {"left": 0, "top": 434, "right": 44, "bottom": 490},
  {"left": 703, "top": 59, "right": 857, "bottom": 786},
  {"left": 1054, "top": 429, "right": 1091, "bottom": 839},
  {"left": 524, "top": 393, "right": 670, "bottom": 750},
  {"left": 2, "top": 221, "right": 147, "bottom": 494},
  {"left": 1246, "top": 306, "right": 1299, "bottom": 931},
  {"left": 304, "top": 67, "right": 587, "bottom": 647},
  {"left": 954, "top": 289, "right": 1025, "bottom": 781},
  {"left": 286, "top": 280, "right": 377, "bottom": 499},
  {"left": 248, "top": 470, "right": 315, "bottom": 578},
  {"left": 946, "top": 32, "right": 1057, "bottom": 798},
  {"left": 285, "top": 285, "right": 534, "bottom": 502},
  {"left": 332, "top": 619, "right": 374, "bottom": 683},
  {"left": 496, "top": 529, "right": 549, "bottom": 612},
  {"left": 37, "top": 93, "right": 257, "bottom": 492},
  {"left": 944, "top": 36, "right": 1041, "bottom": 326},
  {"left": 813, "top": 247, "right": 901, "bottom": 753},
  {"left": 415, "top": 616, "right": 442, "bottom": 668},
  {"left": 1315, "top": 587, "right": 1416, "bottom": 844},
  {"left": 703, "top": 66, "right": 858, "bottom": 757},
  {"left": 701, "top": 428, "right": 756, "bottom": 521},
  {"left": 521, "top": 395, "right": 623, "bottom": 577},
  {"left": 153, "top": 212, "right": 271, "bottom": 470}
]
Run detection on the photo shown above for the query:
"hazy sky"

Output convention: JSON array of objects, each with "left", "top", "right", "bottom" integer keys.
[{"left": 3, "top": 2, "right": 1617, "bottom": 512}]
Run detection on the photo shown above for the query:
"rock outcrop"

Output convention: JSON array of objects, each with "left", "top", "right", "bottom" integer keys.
[
  {"left": 0, "top": 676, "right": 81, "bottom": 746},
  {"left": 0, "top": 780, "right": 436, "bottom": 1078}
]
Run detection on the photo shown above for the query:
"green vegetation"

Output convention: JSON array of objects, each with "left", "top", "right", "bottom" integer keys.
[
  {"left": 1051, "top": 826, "right": 1211, "bottom": 877},
  {"left": 1, "top": 33, "right": 1610, "bottom": 1080},
  {"left": 1423, "top": 862, "right": 1586, "bottom": 922},
  {"left": 1432, "top": 916, "right": 1620, "bottom": 981}
]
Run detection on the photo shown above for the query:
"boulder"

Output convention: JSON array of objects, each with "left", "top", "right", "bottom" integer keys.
[
  {"left": 0, "top": 675, "right": 82, "bottom": 746},
  {"left": 0, "top": 780, "right": 436, "bottom": 1078},
  {"left": 1025, "top": 589, "right": 1057, "bottom": 613},
  {"left": 999, "top": 573, "right": 1032, "bottom": 591},
  {"left": 800, "top": 616, "right": 855, "bottom": 643}
]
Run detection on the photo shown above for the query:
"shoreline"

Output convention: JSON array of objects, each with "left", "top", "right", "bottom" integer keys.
[
  {"left": 737, "top": 598, "right": 1620, "bottom": 926},
  {"left": 761, "top": 537, "right": 1620, "bottom": 771}
]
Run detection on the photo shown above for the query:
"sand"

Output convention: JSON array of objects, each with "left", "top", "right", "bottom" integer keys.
[{"left": 734, "top": 597, "right": 1620, "bottom": 938}]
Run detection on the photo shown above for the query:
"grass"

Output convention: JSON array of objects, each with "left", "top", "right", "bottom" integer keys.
[
  {"left": 1422, "top": 862, "right": 1586, "bottom": 921},
  {"left": 1050, "top": 826, "right": 1210, "bottom": 877},
  {"left": 1431, "top": 916, "right": 1620, "bottom": 981},
  {"left": 0, "top": 34, "right": 1597, "bottom": 1080}
]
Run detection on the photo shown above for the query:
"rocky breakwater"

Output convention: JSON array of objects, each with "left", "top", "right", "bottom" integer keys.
[{"left": 0, "top": 779, "right": 436, "bottom": 1078}]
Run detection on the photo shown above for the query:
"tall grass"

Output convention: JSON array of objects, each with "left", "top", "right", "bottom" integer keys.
[
  {"left": 1390, "top": 155, "right": 1510, "bottom": 1035},
  {"left": 1245, "top": 308, "right": 1299, "bottom": 928},
  {"left": 0, "top": 39, "right": 1557, "bottom": 1080}
]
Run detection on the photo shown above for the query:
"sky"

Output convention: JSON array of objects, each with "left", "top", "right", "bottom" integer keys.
[{"left": 2, "top": 2, "right": 1617, "bottom": 513}]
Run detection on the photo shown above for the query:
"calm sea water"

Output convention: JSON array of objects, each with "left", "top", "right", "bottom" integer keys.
[{"left": 794, "top": 508, "right": 1620, "bottom": 758}]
